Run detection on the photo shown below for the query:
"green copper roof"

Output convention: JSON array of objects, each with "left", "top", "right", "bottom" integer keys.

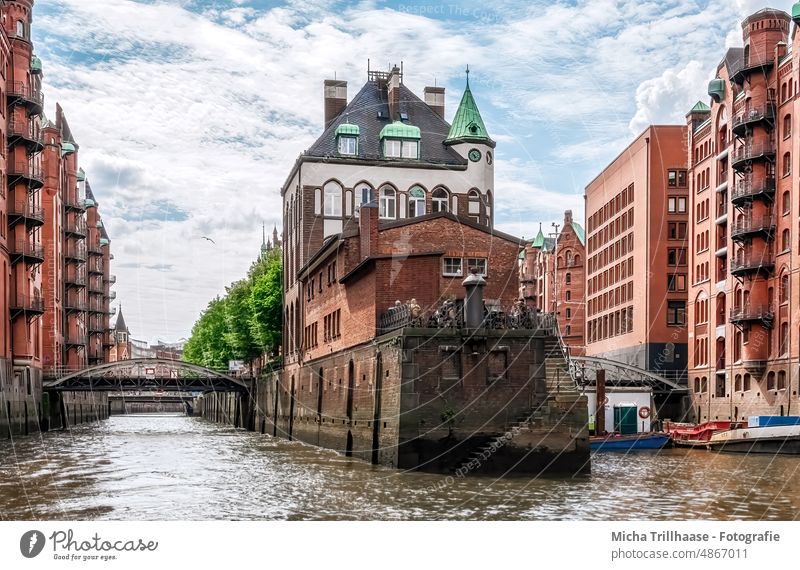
[
  {"left": 531, "top": 224, "right": 545, "bottom": 248},
  {"left": 96, "top": 220, "right": 104, "bottom": 228},
  {"left": 30, "top": 55, "right": 42, "bottom": 73},
  {"left": 99, "top": 238, "right": 109, "bottom": 247},
  {"left": 82, "top": 198, "right": 96, "bottom": 209},
  {"left": 76, "top": 168, "right": 86, "bottom": 182},
  {"left": 793, "top": 2, "right": 800, "bottom": 21},
  {"left": 61, "top": 142, "right": 76, "bottom": 157},
  {"left": 445, "top": 73, "right": 493, "bottom": 147},
  {"left": 518, "top": 249, "right": 525, "bottom": 260},
  {"left": 689, "top": 100, "right": 711, "bottom": 114},
  {"left": 708, "top": 79, "right": 725, "bottom": 103},
  {"left": 572, "top": 222, "right": 585, "bottom": 247},
  {"left": 379, "top": 120, "right": 420, "bottom": 140},
  {"left": 335, "top": 122, "right": 360, "bottom": 136}
]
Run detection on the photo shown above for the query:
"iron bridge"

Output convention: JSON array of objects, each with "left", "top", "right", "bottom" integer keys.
[{"left": 42, "top": 358, "right": 249, "bottom": 393}]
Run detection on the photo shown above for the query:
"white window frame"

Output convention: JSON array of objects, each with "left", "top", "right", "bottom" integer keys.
[
  {"left": 337, "top": 136, "right": 357, "bottom": 155},
  {"left": 442, "top": 257, "right": 463, "bottom": 277},
  {"left": 401, "top": 140, "right": 418, "bottom": 158},
  {"left": 432, "top": 189, "right": 448, "bottom": 213},
  {"left": 323, "top": 182, "right": 342, "bottom": 217},
  {"left": 384, "top": 139, "right": 401, "bottom": 158},
  {"left": 408, "top": 187, "right": 426, "bottom": 217},
  {"left": 379, "top": 187, "right": 396, "bottom": 219}
]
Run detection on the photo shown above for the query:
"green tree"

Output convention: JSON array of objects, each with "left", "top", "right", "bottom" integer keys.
[{"left": 249, "top": 250, "right": 283, "bottom": 354}]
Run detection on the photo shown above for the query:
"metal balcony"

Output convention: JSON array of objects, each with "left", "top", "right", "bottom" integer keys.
[
  {"left": 732, "top": 102, "right": 776, "bottom": 136},
  {"left": 64, "top": 273, "right": 87, "bottom": 288},
  {"left": 107, "top": 290, "right": 117, "bottom": 300},
  {"left": 107, "top": 274, "right": 117, "bottom": 284},
  {"left": 730, "top": 304, "right": 774, "bottom": 327},
  {"left": 88, "top": 323, "right": 105, "bottom": 333},
  {"left": 10, "top": 295, "right": 45, "bottom": 318},
  {"left": 731, "top": 176, "right": 776, "bottom": 205},
  {"left": 64, "top": 198, "right": 87, "bottom": 212},
  {"left": 63, "top": 221, "right": 87, "bottom": 238},
  {"left": 731, "top": 143, "right": 776, "bottom": 171},
  {"left": 103, "top": 336, "right": 115, "bottom": 347},
  {"left": 8, "top": 161, "right": 44, "bottom": 189},
  {"left": 7, "top": 118, "right": 44, "bottom": 153},
  {"left": 6, "top": 80, "right": 44, "bottom": 115},
  {"left": 730, "top": 252, "right": 775, "bottom": 277},
  {"left": 730, "top": 215, "right": 775, "bottom": 242},
  {"left": 88, "top": 244, "right": 103, "bottom": 256},
  {"left": 64, "top": 246, "right": 87, "bottom": 262},
  {"left": 88, "top": 302, "right": 105, "bottom": 314},
  {"left": 88, "top": 281, "right": 104, "bottom": 294},
  {"left": 64, "top": 299, "right": 87, "bottom": 312},
  {"left": 731, "top": 55, "right": 775, "bottom": 84},
  {"left": 88, "top": 260, "right": 104, "bottom": 275},
  {"left": 8, "top": 204, "right": 44, "bottom": 228},
  {"left": 65, "top": 336, "right": 87, "bottom": 347},
  {"left": 10, "top": 241, "right": 44, "bottom": 265}
]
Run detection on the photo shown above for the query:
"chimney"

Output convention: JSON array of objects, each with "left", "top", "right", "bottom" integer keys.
[
  {"left": 387, "top": 65, "right": 402, "bottom": 120},
  {"left": 424, "top": 86, "right": 445, "bottom": 119},
  {"left": 776, "top": 41, "right": 787, "bottom": 62},
  {"left": 359, "top": 201, "right": 379, "bottom": 259},
  {"left": 564, "top": 210, "right": 573, "bottom": 225},
  {"left": 462, "top": 269, "right": 487, "bottom": 329},
  {"left": 324, "top": 79, "right": 347, "bottom": 129}
]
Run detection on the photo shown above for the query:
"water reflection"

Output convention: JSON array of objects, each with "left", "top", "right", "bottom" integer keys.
[{"left": 1, "top": 415, "right": 799, "bottom": 520}]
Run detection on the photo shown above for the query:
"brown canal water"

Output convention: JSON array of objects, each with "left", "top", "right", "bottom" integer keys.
[{"left": 1, "top": 414, "right": 799, "bottom": 520}]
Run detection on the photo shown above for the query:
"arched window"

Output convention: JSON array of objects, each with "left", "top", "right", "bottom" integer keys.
[
  {"left": 743, "top": 373, "right": 751, "bottom": 392},
  {"left": 408, "top": 186, "right": 426, "bottom": 218},
  {"left": 323, "top": 181, "right": 342, "bottom": 217},
  {"left": 784, "top": 114, "right": 792, "bottom": 138},
  {"left": 783, "top": 152, "right": 792, "bottom": 176},
  {"left": 379, "top": 186, "right": 396, "bottom": 219},
  {"left": 468, "top": 190, "right": 481, "bottom": 217},
  {"left": 767, "top": 371, "right": 776, "bottom": 391},
  {"left": 432, "top": 188, "right": 448, "bottom": 213},
  {"left": 781, "top": 273, "right": 789, "bottom": 303},
  {"left": 734, "top": 374, "right": 742, "bottom": 392},
  {"left": 355, "top": 183, "right": 374, "bottom": 217},
  {"left": 781, "top": 322, "right": 789, "bottom": 355},
  {"left": 778, "top": 370, "right": 787, "bottom": 390}
]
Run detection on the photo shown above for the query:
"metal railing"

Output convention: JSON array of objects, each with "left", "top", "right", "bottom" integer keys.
[
  {"left": 731, "top": 215, "right": 775, "bottom": 239},
  {"left": 107, "top": 274, "right": 117, "bottom": 284},
  {"left": 732, "top": 142, "right": 776, "bottom": 165},
  {"left": 11, "top": 294, "right": 45, "bottom": 313},
  {"left": 730, "top": 304, "right": 774, "bottom": 323},
  {"left": 8, "top": 161, "right": 44, "bottom": 183},
  {"left": 64, "top": 220, "right": 87, "bottom": 237},
  {"left": 732, "top": 176, "right": 776, "bottom": 202},
  {"left": 732, "top": 102, "right": 775, "bottom": 131},
  {"left": 64, "top": 299, "right": 87, "bottom": 311},
  {"left": 11, "top": 240, "right": 44, "bottom": 261},
  {"left": 65, "top": 273, "right": 87, "bottom": 286},
  {"left": 64, "top": 245, "right": 87, "bottom": 261},
  {"left": 7, "top": 118, "right": 43, "bottom": 145},
  {"left": 65, "top": 336, "right": 87, "bottom": 346},
  {"left": 730, "top": 251, "right": 774, "bottom": 274},
  {"left": 9, "top": 203, "right": 44, "bottom": 224},
  {"left": 7, "top": 80, "right": 44, "bottom": 108}
]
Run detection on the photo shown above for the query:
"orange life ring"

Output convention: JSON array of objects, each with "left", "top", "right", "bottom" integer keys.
[{"left": 639, "top": 406, "right": 651, "bottom": 419}]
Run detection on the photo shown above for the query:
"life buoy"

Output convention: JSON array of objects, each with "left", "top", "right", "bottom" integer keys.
[{"left": 638, "top": 406, "right": 651, "bottom": 419}]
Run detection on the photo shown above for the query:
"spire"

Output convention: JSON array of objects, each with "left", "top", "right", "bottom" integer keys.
[
  {"left": 115, "top": 305, "right": 128, "bottom": 333},
  {"left": 531, "top": 223, "right": 545, "bottom": 248},
  {"left": 445, "top": 68, "right": 494, "bottom": 147},
  {"left": 273, "top": 224, "right": 279, "bottom": 244}
]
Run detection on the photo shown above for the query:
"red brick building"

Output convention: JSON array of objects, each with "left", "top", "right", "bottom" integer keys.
[
  {"left": 585, "top": 125, "right": 690, "bottom": 382},
  {"left": 1, "top": 0, "right": 115, "bottom": 436},
  {"left": 261, "top": 66, "right": 588, "bottom": 473},
  {"left": 688, "top": 7, "right": 800, "bottom": 422},
  {"left": 518, "top": 210, "right": 586, "bottom": 355}
]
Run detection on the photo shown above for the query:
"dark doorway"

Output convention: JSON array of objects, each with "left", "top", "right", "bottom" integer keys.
[
  {"left": 288, "top": 376, "right": 296, "bottom": 441},
  {"left": 272, "top": 378, "right": 280, "bottom": 437},
  {"left": 346, "top": 360, "right": 355, "bottom": 421},
  {"left": 23, "top": 402, "right": 28, "bottom": 436},
  {"left": 371, "top": 353, "right": 383, "bottom": 465},
  {"left": 346, "top": 430, "right": 354, "bottom": 457}
]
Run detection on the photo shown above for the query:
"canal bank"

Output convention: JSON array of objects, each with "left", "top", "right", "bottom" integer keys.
[{"left": 2, "top": 414, "right": 800, "bottom": 520}]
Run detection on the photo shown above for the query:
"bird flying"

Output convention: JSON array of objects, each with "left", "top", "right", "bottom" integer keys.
[{"left": 201, "top": 236, "right": 215, "bottom": 244}]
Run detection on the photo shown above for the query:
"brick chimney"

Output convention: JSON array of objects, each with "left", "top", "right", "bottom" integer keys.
[
  {"left": 564, "top": 210, "right": 573, "bottom": 225},
  {"left": 324, "top": 79, "right": 347, "bottom": 129},
  {"left": 424, "top": 86, "right": 445, "bottom": 119},
  {"left": 359, "top": 201, "right": 379, "bottom": 259},
  {"left": 387, "top": 65, "right": 402, "bottom": 120}
]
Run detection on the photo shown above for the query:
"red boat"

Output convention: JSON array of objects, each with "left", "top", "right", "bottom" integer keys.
[{"left": 666, "top": 421, "right": 747, "bottom": 447}]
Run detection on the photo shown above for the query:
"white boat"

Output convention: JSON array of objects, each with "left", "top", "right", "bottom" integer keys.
[{"left": 706, "top": 423, "right": 800, "bottom": 454}]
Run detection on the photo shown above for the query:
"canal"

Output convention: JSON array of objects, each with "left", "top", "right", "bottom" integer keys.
[{"left": 1, "top": 415, "right": 799, "bottom": 520}]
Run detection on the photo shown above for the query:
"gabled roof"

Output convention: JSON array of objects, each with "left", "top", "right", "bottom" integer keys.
[
  {"left": 306, "top": 81, "right": 466, "bottom": 166},
  {"left": 531, "top": 224, "right": 545, "bottom": 248},
  {"left": 689, "top": 101, "right": 711, "bottom": 113},
  {"left": 445, "top": 76, "right": 495, "bottom": 148}
]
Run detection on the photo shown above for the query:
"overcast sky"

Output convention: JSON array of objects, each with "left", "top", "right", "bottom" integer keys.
[{"left": 31, "top": 0, "right": 795, "bottom": 341}]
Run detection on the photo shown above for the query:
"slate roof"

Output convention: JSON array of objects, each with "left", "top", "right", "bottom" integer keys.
[
  {"left": 114, "top": 308, "right": 128, "bottom": 333},
  {"left": 306, "top": 81, "right": 467, "bottom": 166},
  {"left": 722, "top": 47, "right": 744, "bottom": 78}
]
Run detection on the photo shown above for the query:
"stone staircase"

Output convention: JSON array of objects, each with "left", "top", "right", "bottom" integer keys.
[{"left": 543, "top": 337, "right": 579, "bottom": 395}]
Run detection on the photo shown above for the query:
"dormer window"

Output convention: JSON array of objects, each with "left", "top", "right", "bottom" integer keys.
[
  {"left": 335, "top": 122, "right": 359, "bottom": 156},
  {"left": 379, "top": 121, "right": 421, "bottom": 159}
]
